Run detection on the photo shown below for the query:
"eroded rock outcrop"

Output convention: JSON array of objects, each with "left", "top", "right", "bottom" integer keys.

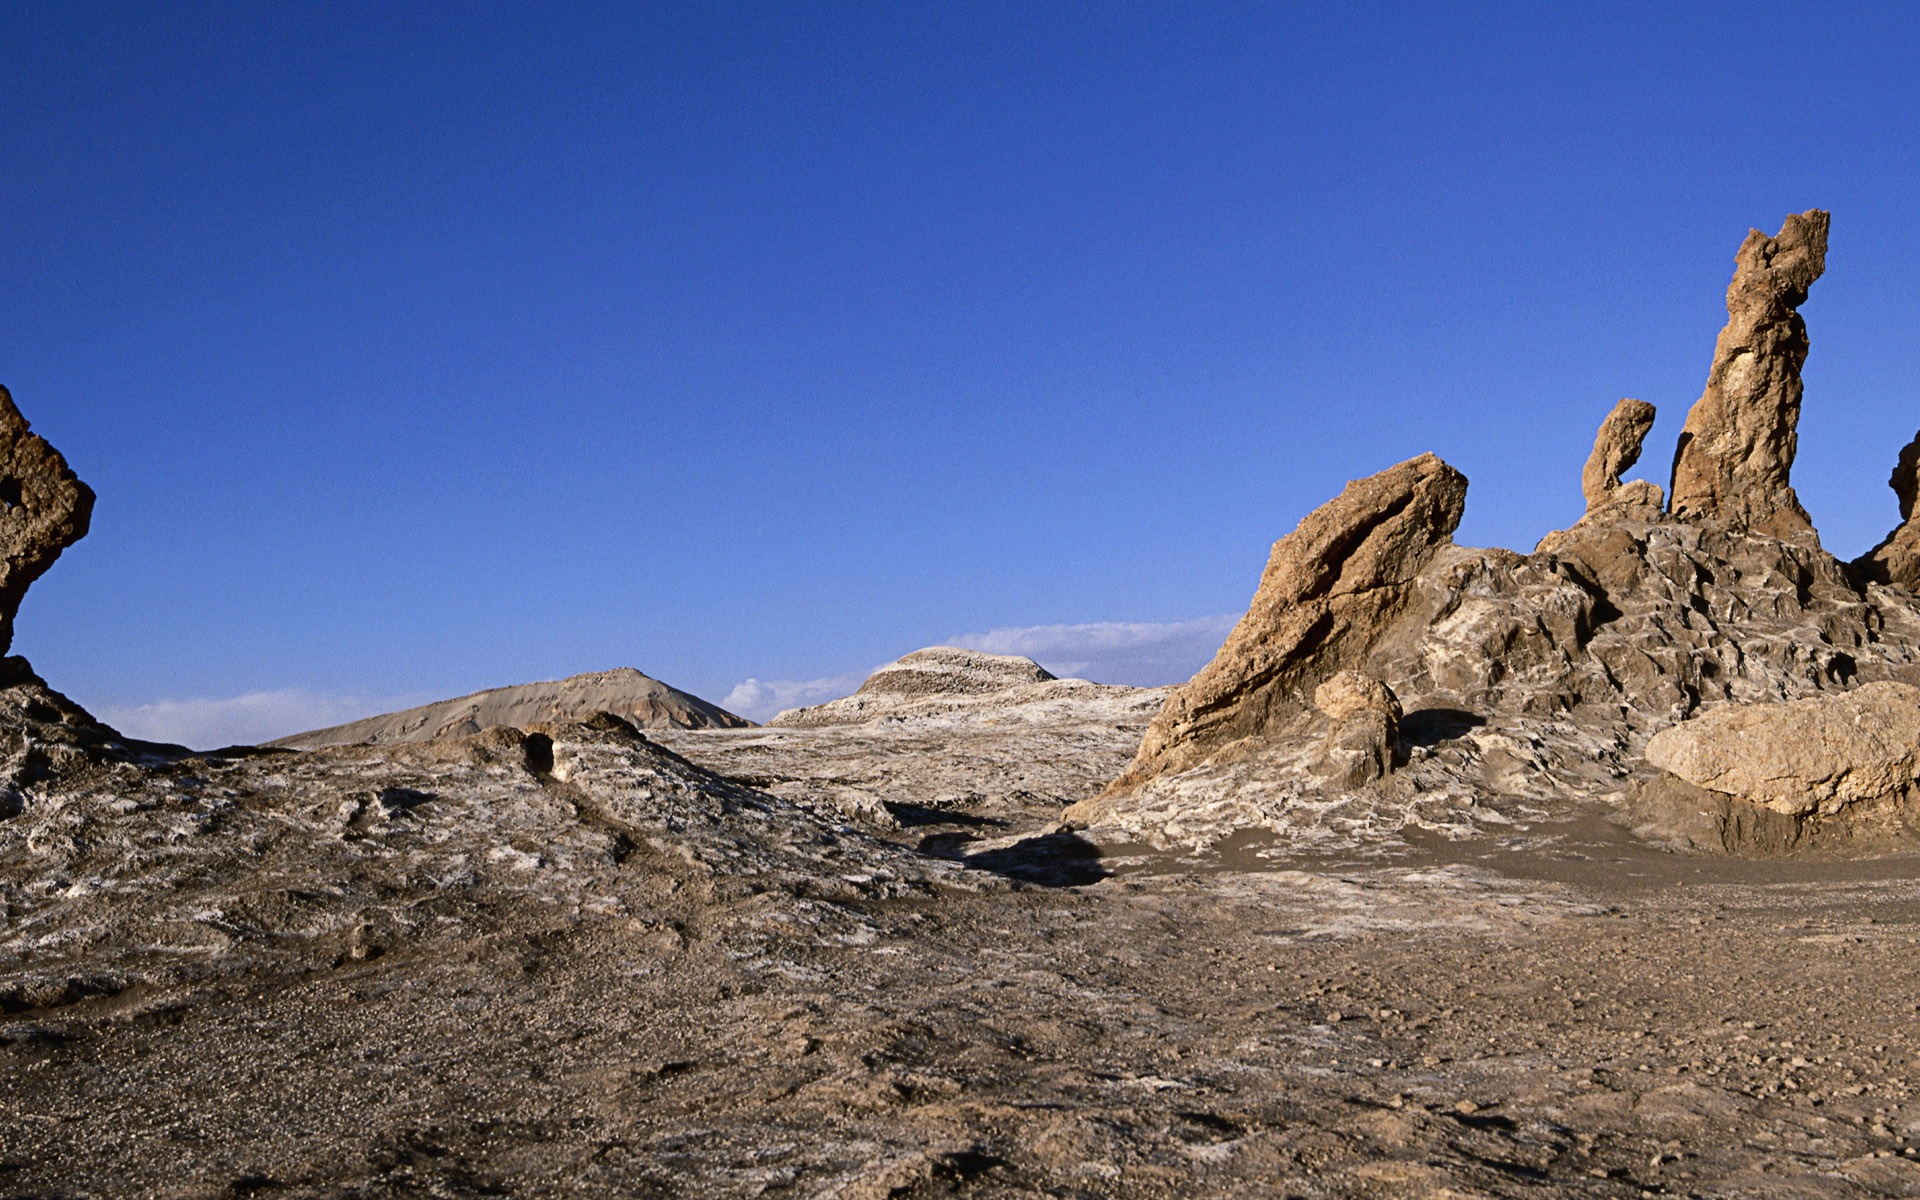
[
  {"left": 1078, "top": 212, "right": 1920, "bottom": 855},
  {"left": 1667, "top": 210, "right": 1828, "bottom": 543},
  {"left": 1580, "top": 398, "right": 1662, "bottom": 519},
  {"left": 1104, "top": 453, "right": 1467, "bottom": 793},
  {"left": 1855, "top": 431, "right": 1920, "bottom": 592},
  {"left": 0, "top": 385, "right": 94, "bottom": 655}
]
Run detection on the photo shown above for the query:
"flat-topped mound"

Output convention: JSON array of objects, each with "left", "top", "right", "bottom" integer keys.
[
  {"left": 268, "top": 667, "right": 750, "bottom": 749},
  {"left": 856, "top": 646, "right": 1056, "bottom": 697}
]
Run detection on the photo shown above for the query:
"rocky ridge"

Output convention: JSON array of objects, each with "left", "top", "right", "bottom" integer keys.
[{"left": 269, "top": 666, "right": 750, "bottom": 750}]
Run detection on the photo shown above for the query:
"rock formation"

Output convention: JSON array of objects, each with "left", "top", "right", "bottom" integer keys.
[
  {"left": 1310, "top": 671, "right": 1401, "bottom": 789},
  {"left": 270, "top": 666, "right": 751, "bottom": 749},
  {"left": 1667, "top": 210, "right": 1829, "bottom": 543},
  {"left": 1579, "top": 398, "right": 1662, "bottom": 518},
  {"left": 1081, "top": 212, "right": 1920, "bottom": 854},
  {"left": 0, "top": 385, "right": 94, "bottom": 656},
  {"left": 1854, "top": 430, "right": 1920, "bottom": 591},
  {"left": 1104, "top": 453, "right": 1466, "bottom": 793},
  {"left": 1630, "top": 681, "right": 1920, "bottom": 854},
  {"left": 855, "top": 646, "right": 1056, "bottom": 698}
]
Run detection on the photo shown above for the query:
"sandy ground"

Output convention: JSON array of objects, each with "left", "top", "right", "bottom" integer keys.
[{"left": 8, "top": 752, "right": 1920, "bottom": 1200}]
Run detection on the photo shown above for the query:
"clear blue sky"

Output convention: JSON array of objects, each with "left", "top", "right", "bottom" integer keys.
[{"left": 5, "top": 2, "right": 1918, "bottom": 744}]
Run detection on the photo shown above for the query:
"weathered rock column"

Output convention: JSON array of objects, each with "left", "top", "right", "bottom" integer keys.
[
  {"left": 1855, "top": 431, "right": 1920, "bottom": 591},
  {"left": 1580, "top": 398, "right": 1662, "bottom": 519},
  {"left": 1668, "top": 210, "right": 1829, "bottom": 543}
]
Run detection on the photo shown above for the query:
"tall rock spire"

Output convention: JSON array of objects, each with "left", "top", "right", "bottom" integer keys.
[{"left": 1668, "top": 210, "right": 1829, "bottom": 543}]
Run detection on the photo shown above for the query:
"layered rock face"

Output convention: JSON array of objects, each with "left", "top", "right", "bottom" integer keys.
[
  {"left": 1082, "top": 212, "right": 1920, "bottom": 854},
  {"left": 1667, "top": 210, "right": 1828, "bottom": 543},
  {"left": 0, "top": 385, "right": 94, "bottom": 656},
  {"left": 1106, "top": 453, "right": 1466, "bottom": 791},
  {"left": 1855, "top": 431, "right": 1920, "bottom": 591}
]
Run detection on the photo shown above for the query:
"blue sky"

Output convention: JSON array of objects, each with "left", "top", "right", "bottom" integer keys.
[{"left": 5, "top": 3, "right": 1918, "bottom": 744}]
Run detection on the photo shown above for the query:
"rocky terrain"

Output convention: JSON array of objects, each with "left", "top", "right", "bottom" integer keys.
[
  {"left": 7, "top": 211, "right": 1920, "bottom": 1197},
  {"left": 269, "top": 666, "right": 750, "bottom": 750}
]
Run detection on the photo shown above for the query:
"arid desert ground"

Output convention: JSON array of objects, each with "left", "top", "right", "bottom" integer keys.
[{"left": 8, "top": 210, "right": 1920, "bottom": 1197}]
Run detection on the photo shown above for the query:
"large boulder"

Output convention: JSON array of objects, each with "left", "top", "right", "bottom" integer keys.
[
  {"left": 1667, "top": 210, "right": 1828, "bottom": 543},
  {"left": 1854, "top": 430, "right": 1920, "bottom": 592},
  {"left": 0, "top": 385, "right": 94, "bottom": 655},
  {"left": 1644, "top": 681, "right": 1920, "bottom": 818},
  {"left": 1629, "top": 682, "right": 1920, "bottom": 854},
  {"left": 1103, "top": 452, "right": 1467, "bottom": 793}
]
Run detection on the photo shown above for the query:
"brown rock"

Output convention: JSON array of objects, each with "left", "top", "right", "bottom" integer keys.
[
  {"left": 1668, "top": 210, "right": 1829, "bottom": 542},
  {"left": 1312, "top": 671, "right": 1401, "bottom": 789},
  {"left": 1855, "top": 430, "right": 1920, "bottom": 591},
  {"left": 0, "top": 385, "right": 95, "bottom": 655},
  {"left": 1580, "top": 399, "right": 1661, "bottom": 516},
  {"left": 1644, "top": 681, "right": 1920, "bottom": 817},
  {"left": 1105, "top": 453, "right": 1466, "bottom": 792}
]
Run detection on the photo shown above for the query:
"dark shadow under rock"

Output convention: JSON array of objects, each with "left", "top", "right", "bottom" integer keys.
[{"left": 960, "top": 830, "right": 1110, "bottom": 887}]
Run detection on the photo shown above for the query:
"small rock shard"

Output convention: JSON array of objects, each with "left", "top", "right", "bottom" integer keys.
[
  {"left": 0, "top": 385, "right": 95, "bottom": 656},
  {"left": 1855, "top": 431, "right": 1920, "bottom": 591},
  {"left": 1580, "top": 398, "right": 1662, "bottom": 518},
  {"left": 1668, "top": 210, "right": 1829, "bottom": 542},
  {"left": 1105, "top": 452, "right": 1467, "bottom": 792}
]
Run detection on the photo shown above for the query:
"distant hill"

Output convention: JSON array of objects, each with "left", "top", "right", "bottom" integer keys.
[{"left": 267, "top": 667, "right": 751, "bottom": 749}]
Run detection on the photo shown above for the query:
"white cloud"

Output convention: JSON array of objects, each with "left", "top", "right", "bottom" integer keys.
[
  {"left": 946, "top": 615, "right": 1237, "bottom": 686},
  {"left": 721, "top": 672, "right": 870, "bottom": 724},
  {"left": 97, "top": 689, "right": 397, "bottom": 751}
]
